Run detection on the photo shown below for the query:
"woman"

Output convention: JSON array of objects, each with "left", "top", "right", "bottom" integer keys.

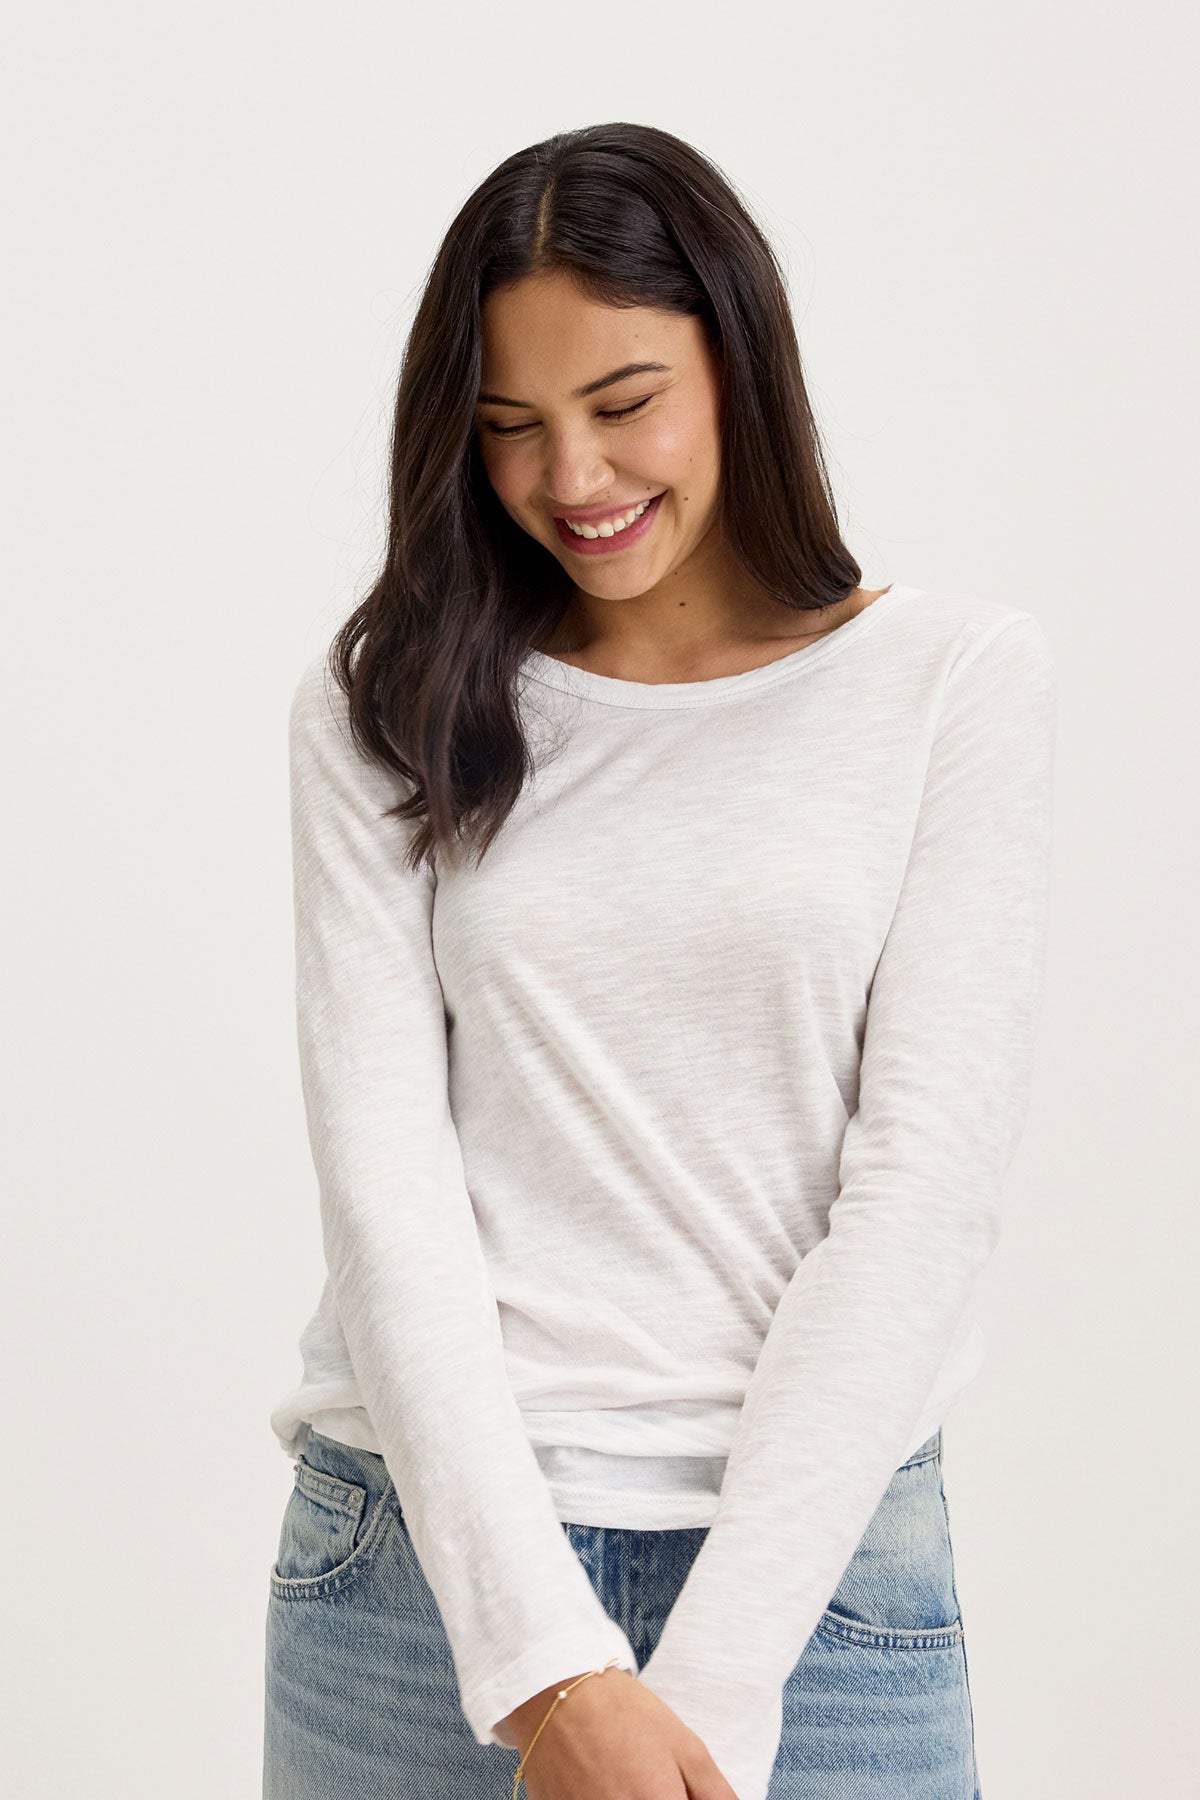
[{"left": 263, "top": 122, "right": 1057, "bottom": 1800}]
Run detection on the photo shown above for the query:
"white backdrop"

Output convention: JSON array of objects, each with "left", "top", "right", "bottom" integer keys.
[{"left": 4, "top": 4, "right": 1196, "bottom": 1795}]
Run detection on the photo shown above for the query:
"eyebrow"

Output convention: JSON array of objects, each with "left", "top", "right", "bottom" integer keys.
[{"left": 476, "top": 361, "right": 671, "bottom": 408}]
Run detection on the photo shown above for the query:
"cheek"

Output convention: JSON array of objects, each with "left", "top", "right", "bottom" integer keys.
[
  {"left": 478, "top": 441, "right": 529, "bottom": 511},
  {"left": 638, "top": 411, "right": 718, "bottom": 494}
]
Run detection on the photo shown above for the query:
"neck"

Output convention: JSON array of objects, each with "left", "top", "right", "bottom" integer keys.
[{"left": 543, "top": 520, "right": 878, "bottom": 669}]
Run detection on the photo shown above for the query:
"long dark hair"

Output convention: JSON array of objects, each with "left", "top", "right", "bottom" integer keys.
[{"left": 327, "top": 121, "right": 862, "bottom": 872}]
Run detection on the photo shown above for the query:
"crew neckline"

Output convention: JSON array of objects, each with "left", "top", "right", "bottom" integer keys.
[{"left": 520, "top": 583, "right": 917, "bottom": 709}]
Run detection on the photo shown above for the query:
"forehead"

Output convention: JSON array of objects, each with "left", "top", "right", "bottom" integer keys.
[{"left": 480, "top": 271, "right": 697, "bottom": 389}]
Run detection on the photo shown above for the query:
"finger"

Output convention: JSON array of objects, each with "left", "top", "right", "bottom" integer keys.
[{"left": 679, "top": 1752, "right": 742, "bottom": 1800}]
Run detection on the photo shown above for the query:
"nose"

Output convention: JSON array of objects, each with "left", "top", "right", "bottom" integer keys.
[{"left": 541, "top": 428, "right": 616, "bottom": 512}]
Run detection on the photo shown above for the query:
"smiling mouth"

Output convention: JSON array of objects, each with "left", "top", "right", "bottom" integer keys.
[{"left": 553, "top": 491, "right": 665, "bottom": 554}]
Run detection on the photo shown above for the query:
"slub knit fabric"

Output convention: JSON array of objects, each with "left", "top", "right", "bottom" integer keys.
[{"left": 269, "top": 581, "right": 1058, "bottom": 1800}]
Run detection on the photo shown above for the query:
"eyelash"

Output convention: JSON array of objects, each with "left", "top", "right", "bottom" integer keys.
[{"left": 484, "top": 397, "right": 652, "bottom": 438}]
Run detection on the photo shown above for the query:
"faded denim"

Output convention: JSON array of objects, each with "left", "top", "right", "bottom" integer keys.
[{"left": 263, "top": 1424, "right": 980, "bottom": 1798}]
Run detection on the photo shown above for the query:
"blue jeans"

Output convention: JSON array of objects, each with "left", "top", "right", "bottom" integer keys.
[{"left": 263, "top": 1425, "right": 981, "bottom": 1798}]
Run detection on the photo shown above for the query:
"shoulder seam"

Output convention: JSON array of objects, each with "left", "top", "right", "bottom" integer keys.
[{"left": 952, "top": 610, "right": 1044, "bottom": 682}]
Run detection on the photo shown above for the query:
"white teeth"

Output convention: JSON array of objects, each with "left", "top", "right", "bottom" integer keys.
[{"left": 564, "top": 497, "right": 656, "bottom": 539}]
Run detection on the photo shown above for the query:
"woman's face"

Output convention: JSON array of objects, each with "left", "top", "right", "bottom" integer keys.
[{"left": 475, "top": 270, "right": 724, "bottom": 602}]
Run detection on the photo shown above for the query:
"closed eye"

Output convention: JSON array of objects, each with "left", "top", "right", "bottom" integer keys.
[{"left": 483, "top": 396, "right": 653, "bottom": 439}]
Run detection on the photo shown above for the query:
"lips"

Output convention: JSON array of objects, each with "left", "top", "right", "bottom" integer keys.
[
  {"left": 555, "top": 492, "right": 665, "bottom": 527},
  {"left": 553, "top": 490, "right": 665, "bottom": 555}
]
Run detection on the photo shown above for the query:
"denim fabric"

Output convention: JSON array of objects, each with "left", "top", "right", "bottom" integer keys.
[{"left": 263, "top": 1425, "right": 980, "bottom": 1798}]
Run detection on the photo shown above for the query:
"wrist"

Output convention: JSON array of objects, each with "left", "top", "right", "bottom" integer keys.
[
  {"left": 500, "top": 1662, "right": 628, "bottom": 1754},
  {"left": 496, "top": 1679, "right": 559, "bottom": 1752}
]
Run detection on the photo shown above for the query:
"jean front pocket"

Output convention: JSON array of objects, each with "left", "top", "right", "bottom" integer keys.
[
  {"left": 817, "top": 1435, "right": 963, "bottom": 1650},
  {"left": 817, "top": 1610, "right": 963, "bottom": 1651},
  {"left": 269, "top": 1454, "right": 387, "bottom": 1600}
]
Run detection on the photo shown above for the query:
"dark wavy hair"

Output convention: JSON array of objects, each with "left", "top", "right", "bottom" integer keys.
[{"left": 326, "top": 121, "right": 862, "bottom": 872}]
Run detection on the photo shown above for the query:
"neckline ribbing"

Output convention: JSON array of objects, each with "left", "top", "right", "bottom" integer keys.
[{"left": 519, "top": 582, "right": 918, "bottom": 709}]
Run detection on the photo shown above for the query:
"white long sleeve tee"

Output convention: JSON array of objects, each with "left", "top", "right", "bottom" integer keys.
[{"left": 269, "top": 580, "right": 1058, "bottom": 1800}]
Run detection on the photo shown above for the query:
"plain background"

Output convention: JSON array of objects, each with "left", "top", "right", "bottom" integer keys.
[{"left": 4, "top": 3, "right": 1197, "bottom": 1795}]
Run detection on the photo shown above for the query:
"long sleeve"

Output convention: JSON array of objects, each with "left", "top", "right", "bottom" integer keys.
[
  {"left": 287, "top": 651, "right": 638, "bottom": 1744},
  {"left": 636, "top": 613, "right": 1059, "bottom": 1800}
]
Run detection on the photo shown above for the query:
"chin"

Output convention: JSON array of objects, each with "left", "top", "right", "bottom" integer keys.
[{"left": 577, "top": 567, "right": 660, "bottom": 599}]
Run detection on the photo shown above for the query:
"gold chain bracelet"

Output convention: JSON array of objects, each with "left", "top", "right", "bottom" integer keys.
[{"left": 511, "top": 1657, "right": 624, "bottom": 1797}]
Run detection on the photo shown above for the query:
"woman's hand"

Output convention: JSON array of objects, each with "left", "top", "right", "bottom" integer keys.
[{"left": 498, "top": 1665, "right": 741, "bottom": 1799}]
